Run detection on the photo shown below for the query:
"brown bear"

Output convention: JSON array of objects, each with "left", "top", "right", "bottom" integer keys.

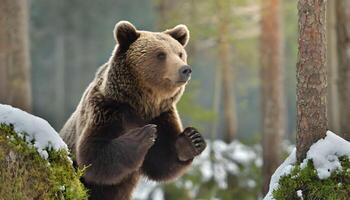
[{"left": 60, "top": 21, "right": 206, "bottom": 200}]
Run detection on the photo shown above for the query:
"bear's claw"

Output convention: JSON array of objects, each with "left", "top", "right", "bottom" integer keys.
[
  {"left": 175, "top": 127, "right": 206, "bottom": 161},
  {"left": 183, "top": 127, "right": 206, "bottom": 154}
]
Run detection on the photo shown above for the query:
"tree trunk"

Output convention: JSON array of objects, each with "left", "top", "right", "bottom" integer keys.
[
  {"left": 296, "top": 0, "right": 327, "bottom": 162},
  {"left": 336, "top": 0, "right": 350, "bottom": 141},
  {"left": 217, "top": 0, "right": 238, "bottom": 143},
  {"left": 0, "top": 0, "right": 32, "bottom": 111},
  {"left": 260, "top": 0, "right": 285, "bottom": 194},
  {"left": 327, "top": 0, "right": 340, "bottom": 134}
]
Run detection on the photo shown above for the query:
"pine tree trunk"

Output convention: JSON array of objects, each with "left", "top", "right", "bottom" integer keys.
[
  {"left": 0, "top": 0, "right": 32, "bottom": 111},
  {"left": 336, "top": 0, "right": 350, "bottom": 141},
  {"left": 260, "top": 0, "right": 285, "bottom": 194},
  {"left": 217, "top": 0, "right": 238, "bottom": 143},
  {"left": 327, "top": 0, "right": 340, "bottom": 133},
  {"left": 296, "top": 0, "right": 327, "bottom": 162}
]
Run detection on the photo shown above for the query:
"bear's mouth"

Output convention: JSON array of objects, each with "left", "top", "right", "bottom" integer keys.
[
  {"left": 163, "top": 78, "right": 188, "bottom": 85},
  {"left": 176, "top": 79, "right": 190, "bottom": 85}
]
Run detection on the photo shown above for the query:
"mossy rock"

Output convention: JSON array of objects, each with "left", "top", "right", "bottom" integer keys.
[
  {"left": 0, "top": 124, "right": 88, "bottom": 200},
  {"left": 273, "top": 157, "right": 350, "bottom": 200}
]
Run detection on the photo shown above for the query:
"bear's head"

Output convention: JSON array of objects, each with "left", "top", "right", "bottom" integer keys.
[{"left": 113, "top": 21, "right": 191, "bottom": 96}]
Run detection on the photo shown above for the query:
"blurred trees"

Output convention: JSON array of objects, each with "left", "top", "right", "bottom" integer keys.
[
  {"left": 156, "top": 0, "right": 176, "bottom": 29},
  {"left": 153, "top": 0, "right": 270, "bottom": 141},
  {"left": 260, "top": 0, "right": 285, "bottom": 194},
  {"left": 217, "top": 0, "right": 238, "bottom": 143},
  {"left": 325, "top": 0, "right": 350, "bottom": 141},
  {"left": 0, "top": 0, "right": 32, "bottom": 111},
  {"left": 336, "top": 0, "right": 350, "bottom": 141},
  {"left": 28, "top": 0, "right": 300, "bottom": 140},
  {"left": 326, "top": 0, "right": 339, "bottom": 133},
  {"left": 283, "top": 0, "right": 298, "bottom": 140},
  {"left": 30, "top": 0, "right": 155, "bottom": 129},
  {"left": 296, "top": 0, "right": 327, "bottom": 162},
  {"left": 0, "top": 0, "right": 299, "bottom": 143},
  {"left": 0, "top": 0, "right": 309, "bottom": 199}
]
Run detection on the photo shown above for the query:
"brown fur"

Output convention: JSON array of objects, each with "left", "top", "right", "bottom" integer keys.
[{"left": 60, "top": 21, "right": 206, "bottom": 200}]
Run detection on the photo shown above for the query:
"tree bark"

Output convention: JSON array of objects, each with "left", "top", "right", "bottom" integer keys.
[
  {"left": 327, "top": 0, "right": 340, "bottom": 134},
  {"left": 0, "top": 0, "right": 32, "bottom": 111},
  {"left": 217, "top": 0, "right": 238, "bottom": 143},
  {"left": 336, "top": 0, "right": 350, "bottom": 141},
  {"left": 296, "top": 0, "right": 327, "bottom": 162},
  {"left": 260, "top": 0, "right": 286, "bottom": 195}
]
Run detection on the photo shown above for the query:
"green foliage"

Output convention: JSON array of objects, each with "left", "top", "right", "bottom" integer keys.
[
  {"left": 273, "top": 157, "right": 350, "bottom": 200},
  {"left": 178, "top": 81, "right": 215, "bottom": 130},
  {"left": 0, "top": 124, "right": 87, "bottom": 200}
]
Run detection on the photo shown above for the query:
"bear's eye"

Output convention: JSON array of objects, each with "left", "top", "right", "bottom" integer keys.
[
  {"left": 157, "top": 52, "right": 166, "bottom": 60},
  {"left": 179, "top": 52, "right": 183, "bottom": 58}
]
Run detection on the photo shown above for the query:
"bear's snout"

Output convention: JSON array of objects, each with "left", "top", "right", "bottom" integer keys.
[{"left": 178, "top": 65, "right": 192, "bottom": 82}]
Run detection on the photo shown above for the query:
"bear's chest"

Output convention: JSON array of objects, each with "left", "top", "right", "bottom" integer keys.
[{"left": 112, "top": 104, "right": 159, "bottom": 138}]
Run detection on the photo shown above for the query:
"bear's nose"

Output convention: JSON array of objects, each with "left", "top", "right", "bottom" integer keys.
[{"left": 179, "top": 65, "right": 192, "bottom": 81}]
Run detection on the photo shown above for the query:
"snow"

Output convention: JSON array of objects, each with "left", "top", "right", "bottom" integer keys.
[
  {"left": 133, "top": 179, "right": 163, "bottom": 200},
  {"left": 296, "top": 190, "right": 303, "bottom": 200},
  {"left": 0, "top": 104, "right": 68, "bottom": 159},
  {"left": 263, "top": 148, "right": 296, "bottom": 200},
  {"left": 193, "top": 140, "right": 260, "bottom": 189},
  {"left": 301, "top": 131, "right": 350, "bottom": 179},
  {"left": 264, "top": 131, "right": 350, "bottom": 200}
]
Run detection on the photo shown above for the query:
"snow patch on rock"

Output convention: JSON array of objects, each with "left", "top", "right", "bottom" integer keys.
[
  {"left": 0, "top": 104, "right": 68, "bottom": 159},
  {"left": 264, "top": 131, "right": 350, "bottom": 200},
  {"left": 301, "top": 131, "right": 350, "bottom": 179}
]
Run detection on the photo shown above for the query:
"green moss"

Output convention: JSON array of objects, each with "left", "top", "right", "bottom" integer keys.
[
  {"left": 273, "top": 157, "right": 350, "bottom": 200},
  {"left": 0, "top": 123, "right": 88, "bottom": 200}
]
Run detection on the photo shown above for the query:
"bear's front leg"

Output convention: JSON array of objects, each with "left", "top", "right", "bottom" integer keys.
[
  {"left": 116, "top": 124, "right": 158, "bottom": 168},
  {"left": 78, "top": 124, "right": 157, "bottom": 185},
  {"left": 141, "top": 108, "right": 207, "bottom": 181},
  {"left": 175, "top": 127, "right": 207, "bottom": 161}
]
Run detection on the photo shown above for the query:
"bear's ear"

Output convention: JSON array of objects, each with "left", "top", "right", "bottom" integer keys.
[
  {"left": 114, "top": 21, "right": 140, "bottom": 50},
  {"left": 164, "top": 24, "right": 190, "bottom": 47}
]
